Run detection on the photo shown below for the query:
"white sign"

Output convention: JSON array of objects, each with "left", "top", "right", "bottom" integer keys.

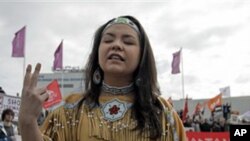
[{"left": 0, "top": 94, "right": 21, "bottom": 121}]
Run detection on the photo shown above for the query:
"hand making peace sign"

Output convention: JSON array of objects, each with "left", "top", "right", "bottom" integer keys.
[{"left": 19, "top": 63, "right": 49, "bottom": 124}]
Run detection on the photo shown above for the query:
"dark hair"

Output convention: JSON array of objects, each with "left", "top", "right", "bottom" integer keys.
[
  {"left": 83, "top": 15, "right": 163, "bottom": 139},
  {"left": 1, "top": 108, "right": 14, "bottom": 121}
]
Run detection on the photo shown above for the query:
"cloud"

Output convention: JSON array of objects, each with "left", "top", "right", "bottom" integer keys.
[
  {"left": 235, "top": 73, "right": 250, "bottom": 84},
  {"left": 1, "top": 0, "right": 250, "bottom": 99}
]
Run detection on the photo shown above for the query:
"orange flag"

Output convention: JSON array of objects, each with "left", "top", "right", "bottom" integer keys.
[{"left": 207, "top": 93, "right": 222, "bottom": 112}]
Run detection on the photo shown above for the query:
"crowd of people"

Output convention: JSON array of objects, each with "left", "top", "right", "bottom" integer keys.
[{"left": 177, "top": 103, "right": 232, "bottom": 132}]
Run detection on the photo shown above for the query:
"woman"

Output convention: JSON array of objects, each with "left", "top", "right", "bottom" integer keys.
[{"left": 19, "top": 15, "right": 186, "bottom": 141}]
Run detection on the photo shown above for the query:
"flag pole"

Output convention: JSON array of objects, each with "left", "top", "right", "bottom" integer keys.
[
  {"left": 23, "top": 26, "right": 26, "bottom": 78},
  {"left": 61, "top": 69, "right": 64, "bottom": 97},
  {"left": 181, "top": 47, "right": 185, "bottom": 100},
  {"left": 61, "top": 39, "right": 64, "bottom": 96}
]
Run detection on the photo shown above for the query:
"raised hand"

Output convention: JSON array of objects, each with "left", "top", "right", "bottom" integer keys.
[{"left": 19, "top": 63, "right": 49, "bottom": 124}]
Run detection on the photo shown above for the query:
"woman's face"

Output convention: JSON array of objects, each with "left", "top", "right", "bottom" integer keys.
[{"left": 98, "top": 24, "right": 140, "bottom": 78}]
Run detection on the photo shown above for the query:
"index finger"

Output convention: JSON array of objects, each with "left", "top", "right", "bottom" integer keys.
[
  {"left": 23, "top": 64, "right": 32, "bottom": 90},
  {"left": 30, "top": 63, "right": 41, "bottom": 88}
]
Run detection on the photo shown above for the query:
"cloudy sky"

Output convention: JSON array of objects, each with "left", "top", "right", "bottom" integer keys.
[{"left": 1, "top": 0, "right": 250, "bottom": 100}]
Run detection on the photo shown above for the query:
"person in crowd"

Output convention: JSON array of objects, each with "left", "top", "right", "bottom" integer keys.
[
  {"left": 0, "top": 108, "right": 17, "bottom": 141},
  {"left": 211, "top": 120, "right": 221, "bottom": 132},
  {"left": 192, "top": 118, "right": 200, "bottom": 132},
  {"left": 37, "top": 111, "right": 45, "bottom": 126},
  {"left": 200, "top": 118, "right": 211, "bottom": 132},
  {"left": 183, "top": 115, "right": 192, "bottom": 127},
  {"left": 223, "top": 103, "right": 231, "bottom": 120},
  {"left": 18, "top": 15, "right": 186, "bottom": 141},
  {"left": 218, "top": 117, "right": 226, "bottom": 132}
]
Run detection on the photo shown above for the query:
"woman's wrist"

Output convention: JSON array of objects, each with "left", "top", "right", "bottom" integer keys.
[{"left": 19, "top": 115, "right": 38, "bottom": 129}]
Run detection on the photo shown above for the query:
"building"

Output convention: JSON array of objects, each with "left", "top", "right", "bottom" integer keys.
[{"left": 37, "top": 68, "right": 85, "bottom": 98}]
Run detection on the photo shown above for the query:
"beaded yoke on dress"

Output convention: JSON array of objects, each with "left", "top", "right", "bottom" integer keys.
[{"left": 41, "top": 93, "right": 186, "bottom": 141}]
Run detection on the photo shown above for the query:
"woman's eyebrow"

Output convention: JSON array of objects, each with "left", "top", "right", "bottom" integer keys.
[
  {"left": 123, "top": 34, "right": 137, "bottom": 40},
  {"left": 103, "top": 32, "right": 137, "bottom": 39},
  {"left": 103, "top": 32, "right": 115, "bottom": 37}
]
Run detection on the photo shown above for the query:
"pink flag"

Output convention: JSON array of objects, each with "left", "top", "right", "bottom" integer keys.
[
  {"left": 12, "top": 26, "right": 26, "bottom": 57},
  {"left": 53, "top": 41, "right": 63, "bottom": 71},
  {"left": 171, "top": 49, "right": 181, "bottom": 74}
]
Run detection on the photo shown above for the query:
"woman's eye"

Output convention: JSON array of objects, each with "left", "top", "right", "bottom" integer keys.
[
  {"left": 124, "top": 39, "right": 135, "bottom": 45},
  {"left": 124, "top": 37, "right": 136, "bottom": 45},
  {"left": 104, "top": 40, "right": 113, "bottom": 43},
  {"left": 124, "top": 42, "right": 134, "bottom": 45}
]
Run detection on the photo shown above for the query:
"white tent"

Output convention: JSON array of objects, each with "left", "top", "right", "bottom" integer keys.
[{"left": 238, "top": 110, "right": 250, "bottom": 123}]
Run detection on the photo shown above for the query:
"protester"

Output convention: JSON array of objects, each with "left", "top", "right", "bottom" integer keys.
[
  {"left": 18, "top": 15, "right": 186, "bottom": 141},
  {"left": 200, "top": 118, "right": 211, "bottom": 132},
  {"left": 0, "top": 108, "right": 17, "bottom": 141}
]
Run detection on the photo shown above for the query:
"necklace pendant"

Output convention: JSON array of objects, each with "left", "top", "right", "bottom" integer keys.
[{"left": 101, "top": 99, "right": 128, "bottom": 122}]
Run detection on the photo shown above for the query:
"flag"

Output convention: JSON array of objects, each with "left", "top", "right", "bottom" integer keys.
[
  {"left": 201, "top": 101, "right": 206, "bottom": 115},
  {"left": 193, "top": 102, "right": 201, "bottom": 115},
  {"left": 43, "top": 80, "right": 62, "bottom": 109},
  {"left": 53, "top": 41, "right": 63, "bottom": 71},
  {"left": 182, "top": 95, "right": 188, "bottom": 122},
  {"left": 171, "top": 49, "right": 181, "bottom": 74},
  {"left": 12, "top": 26, "right": 25, "bottom": 57},
  {"left": 220, "top": 86, "right": 230, "bottom": 97},
  {"left": 213, "top": 105, "right": 223, "bottom": 120},
  {"left": 193, "top": 102, "right": 205, "bottom": 115},
  {"left": 207, "top": 94, "right": 222, "bottom": 112}
]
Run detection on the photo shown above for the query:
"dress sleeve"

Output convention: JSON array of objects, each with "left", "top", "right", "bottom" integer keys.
[
  {"left": 40, "top": 107, "right": 67, "bottom": 141},
  {"left": 40, "top": 93, "right": 83, "bottom": 141},
  {"left": 159, "top": 97, "right": 187, "bottom": 141}
]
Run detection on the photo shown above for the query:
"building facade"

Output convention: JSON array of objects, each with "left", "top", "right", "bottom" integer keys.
[{"left": 37, "top": 70, "right": 85, "bottom": 98}]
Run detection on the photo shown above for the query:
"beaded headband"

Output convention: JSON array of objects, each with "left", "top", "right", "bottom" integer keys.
[{"left": 103, "top": 17, "right": 140, "bottom": 34}]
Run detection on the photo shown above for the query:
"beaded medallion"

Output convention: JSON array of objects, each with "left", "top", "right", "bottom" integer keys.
[{"left": 101, "top": 98, "right": 129, "bottom": 122}]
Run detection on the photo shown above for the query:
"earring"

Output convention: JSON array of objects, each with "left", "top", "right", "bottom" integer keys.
[
  {"left": 93, "top": 67, "right": 101, "bottom": 85},
  {"left": 135, "top": 77, "right": 142, "bottom": 87}
]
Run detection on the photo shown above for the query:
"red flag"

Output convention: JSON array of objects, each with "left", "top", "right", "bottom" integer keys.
[
  {"left": 193, "top": 102, "right": 205, "bottom": 115},
  {"left": 171, "top": 49, "right": 181, "bottom": 74},
  {"left": 12, "top": 26, "right": 25, "bottom": 57},
  {"left": 193, "top": 102, "right": 201, "bottom": 115},
  {"left": 182, "top": 95, "right": 189, "bottom": 122},
  {"left": 43, "top": 80, "right": 62, "bottom": 109},
  {"left": 53, "top": 41, "right": 63, "bottom": 70}
]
